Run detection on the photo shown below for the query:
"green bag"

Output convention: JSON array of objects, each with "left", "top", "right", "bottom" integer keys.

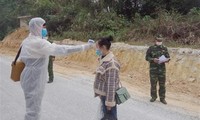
[{"left": 115, "top": 86, "right": 131, "bottom": 105}]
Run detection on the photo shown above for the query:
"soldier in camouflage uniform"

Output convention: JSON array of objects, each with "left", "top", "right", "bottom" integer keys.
[
  {"left": 145, "top": 36, "right": 170, "bottom": 104},
  {"left": 48, "top": 55, "right": 55, "bottom": 83}
]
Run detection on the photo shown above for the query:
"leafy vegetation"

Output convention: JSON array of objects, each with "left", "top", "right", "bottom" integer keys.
[{"left": 0, "top": 0, "right": 200, "bottom": 47}]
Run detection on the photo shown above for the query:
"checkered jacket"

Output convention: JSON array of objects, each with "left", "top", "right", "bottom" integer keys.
[{"left": 94, "top": 52, "right": 120, "bottom": 107}]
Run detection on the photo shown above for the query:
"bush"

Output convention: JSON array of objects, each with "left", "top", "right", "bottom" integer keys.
[
  {"left": 127, "top": 10, "right": 200, "bottom": 47},
  {"left": 58, "top": 10, "right": 130, "bottom": 41}
]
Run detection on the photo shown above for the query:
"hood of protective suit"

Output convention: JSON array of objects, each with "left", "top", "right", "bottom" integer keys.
[{"left": 29, "top": 17, "right": 46, "bottom": 37}]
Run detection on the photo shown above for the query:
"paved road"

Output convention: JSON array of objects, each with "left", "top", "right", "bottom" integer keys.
[{"left": 0, "top": 55, "right": 199, "bottom": 120}]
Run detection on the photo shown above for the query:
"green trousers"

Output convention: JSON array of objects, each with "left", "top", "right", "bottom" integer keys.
[
  {"left": 150, "top": 67, "right": 166, "bottom": 100},
  {"left": 48, "top": 56, "right": 54, "bottom": 82}
]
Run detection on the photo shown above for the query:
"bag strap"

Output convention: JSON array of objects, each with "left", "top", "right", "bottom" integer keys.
[
  {"left": 13, "top": 47, "right": 22, "bottom": 65},
  {"left": 119, "top": 81, "right": 123, "bottom": 88}
]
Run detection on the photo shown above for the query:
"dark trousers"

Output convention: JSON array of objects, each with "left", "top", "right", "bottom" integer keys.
[
  {"left": 101, "top": 96, "right": 117, "bottom": 120},
  {"left": 150, "top": 69, "right": 166, "bottom": 100}
]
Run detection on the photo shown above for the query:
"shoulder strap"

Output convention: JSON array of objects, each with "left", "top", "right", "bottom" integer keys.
[
  {"left": 119, "top": 81, "right": 123, "bottom": 88},
  {"left": 13, "top": 47, "right": 22, "bottom": 65}
]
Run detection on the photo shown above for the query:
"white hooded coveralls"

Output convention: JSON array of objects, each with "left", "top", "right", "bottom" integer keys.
[{"left": 19, "top": 18, "right": 92, "bottom": 120}]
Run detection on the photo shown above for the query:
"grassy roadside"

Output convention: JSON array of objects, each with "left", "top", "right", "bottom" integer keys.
[{"left": 126, "top": 40, "right": 200, "bottom": 49}]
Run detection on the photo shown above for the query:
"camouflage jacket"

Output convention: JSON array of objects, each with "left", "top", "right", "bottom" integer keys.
[{"left": 145, "top": 44, "right": 170, "bottom": 68}]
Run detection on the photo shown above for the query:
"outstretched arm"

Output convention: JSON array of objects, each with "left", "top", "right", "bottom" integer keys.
[{"left": 39, "top": 40, "right": 94, "bottom": 56}]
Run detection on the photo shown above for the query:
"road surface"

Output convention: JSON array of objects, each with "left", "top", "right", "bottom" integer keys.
[{"left": 0, "top": 55, "right": 199, "bottom": 120}]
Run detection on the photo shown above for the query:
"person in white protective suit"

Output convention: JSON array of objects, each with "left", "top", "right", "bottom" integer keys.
[{"left": 19, "top": 17, "right": 94, "bottom": 120}]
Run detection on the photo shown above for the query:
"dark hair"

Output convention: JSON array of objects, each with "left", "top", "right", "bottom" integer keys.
[
  {"left": 43, "top": 23, "right": 46, "bottom": 26},
  {"left": 98, "top": 35, "right": 113, "bottom": 50}
]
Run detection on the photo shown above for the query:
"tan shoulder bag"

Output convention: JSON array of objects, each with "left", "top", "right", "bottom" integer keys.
[{"left": 10, "top": 47, "right": 25, "bottom": 82}]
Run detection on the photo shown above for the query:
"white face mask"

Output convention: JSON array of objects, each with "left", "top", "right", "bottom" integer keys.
[{"left": 156, "top": 42, "right": 162, "bottom": 46}]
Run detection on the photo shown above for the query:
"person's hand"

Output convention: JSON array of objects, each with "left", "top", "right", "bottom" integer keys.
[
  {"left": 107, "top": 106, "right": 112, "bottom": 111},
  {"left": 153, "top": 58, "right": 159, "bottom": 63},
  {"left": 88, "top": 39, "right": 95, "bottom": 45},
  {"left": 165, "top": 58, "right": 170, "bottom": 63}
]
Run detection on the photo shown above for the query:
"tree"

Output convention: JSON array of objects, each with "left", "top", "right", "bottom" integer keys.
[
  {"left": 0, "top": 0, "right": 19, "bottom": 40},
  {"left": 114, "top": 0, "right": 142, "bottom": 19},
  {"left": 140, "top": 0, "right": 200, "bottom": 16}
]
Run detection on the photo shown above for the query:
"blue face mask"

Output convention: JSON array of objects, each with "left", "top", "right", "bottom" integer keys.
[
  {"left": 96, "top": 49, "right": 102, "bottom": 56},
  {"left": 41, "top": 28, "right": 48, "bottom": 38}
]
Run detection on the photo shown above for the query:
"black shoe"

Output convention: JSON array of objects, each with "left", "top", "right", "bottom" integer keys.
[
  {"left": 150, "top": 98, "right": 156, "bottom": 102},
  {"left": 47, "top": 81, "right": 53, "bottom": 83},
  {"left": 160, "top": 99, "right": 167, "bottom": 104}
]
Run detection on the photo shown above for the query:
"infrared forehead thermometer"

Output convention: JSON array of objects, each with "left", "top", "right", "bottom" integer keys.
[{"left": 88, "top": 39, "right": 95, "bottom": 44}]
